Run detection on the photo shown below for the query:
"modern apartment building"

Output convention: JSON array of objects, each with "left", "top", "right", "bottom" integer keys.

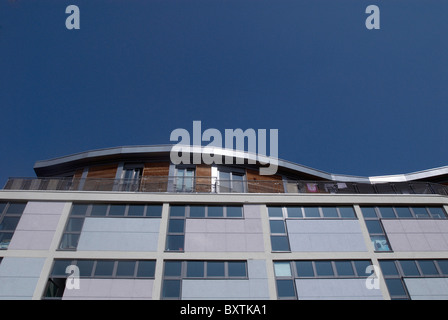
[{"left": 1, "top": 145, "right": 448, "bottom": 300}]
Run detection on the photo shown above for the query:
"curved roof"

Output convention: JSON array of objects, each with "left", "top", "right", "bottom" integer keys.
[{"left": 33, "top": 145, "right": 448, "bottom": 183}]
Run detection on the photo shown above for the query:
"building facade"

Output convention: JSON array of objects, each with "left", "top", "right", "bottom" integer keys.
[{"left": 1, "top": 145, "right": 448, "bottom": 300}]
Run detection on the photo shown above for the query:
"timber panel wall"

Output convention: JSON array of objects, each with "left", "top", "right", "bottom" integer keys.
[
  {"left": 196, "top": 164, "right": 211, "bottom": 192},
  {"left": 141, "top": 162, "right": 170, "bottom": 192},
  {"left": 246, "top": 169, "right": 284, "bottom": 193}
]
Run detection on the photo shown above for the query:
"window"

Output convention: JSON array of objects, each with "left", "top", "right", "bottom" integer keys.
[
  {"left": 274, "top": 260, "right": 373, "bottom": 299},
  {"left": 175, "top": 167, "right": 195, "bottom": 192},
  {"left": 218, "top": 168, "right": 246, "bottom": 193},
  {"left": 44, "top": 259, "right": 156, "bottom": 299},
  {"left": 0, "top": 202, "right": 26, "bottom": 249},
  {"left": 379, "top": 259, "right": 448, "bottom": 300},
  {"left": 59, "top": 203, "right": 163, "bottom": 250},
  {"left": 121, "top": 165, "right": 143, "bottom": 191},
  {"left": 360, "top": 207, "right": 392, "bottom": 252},
  {"left": 161, "top": 260, "right": 248, "bottom": 300}
]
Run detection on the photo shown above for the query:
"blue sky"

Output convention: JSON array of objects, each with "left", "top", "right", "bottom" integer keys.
[{"left": 0, "top": 0, "right": 447, "bottom": 185}]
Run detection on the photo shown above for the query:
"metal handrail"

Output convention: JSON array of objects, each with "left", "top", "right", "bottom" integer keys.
[{"left": 3, "top": 176, "right": 448, "bottom": 196}]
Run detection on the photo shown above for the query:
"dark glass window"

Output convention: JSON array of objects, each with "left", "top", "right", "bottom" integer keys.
[
  {"left": 379, "top": 207, "right": 395, "bottom": 218},
  {"left": 77, "top": 260, "right": 94, "bottom": 277},
  {"left": 268, "top": 207, "right": 283, "bottom": 218},
  {"left": 276, "top": 279, "right": 295, "bottom": 298},
  {"left": 303, "top": 207, "right": 320, "bottom": 218},
  {"left": 269, "top": 220, "right": 286, "bottom": 234},
  {"left": 189, "top": 206, "right": 205, "bottom": 218},
  {"left": 163, "top": 280, "right": 181, "bottom": 298},
  {"left": 322, "top": 207, "right": 338, "bottom": 218},
  {"left": 146, "top": 205, "right": 162, "bottom": 217},
  {"left": 437, "top": 260, "right": 448, "bottom": 275},
  {"left": 71, "top": 204, "right": 89, "bottom": 216},
  {"left": 287, "top": 207, "right": 302, "bottom": 218},
  {"left": 412, "top": 207, "right": 430, "bottom": 218},
  {"left": 170, "top": 206, "right": 186, "bottom": 217},
  {"left": 379, "top": 260, "right": 399, "bottom": 276},
  {"left": 361, "top": 207, "right": 377, "bottom": 218},
  {"left": 91, "top": 204, "right": 108, "bottom": 216},
  {"left": 227, "top": 206, "right": 243, "bottom": 218},
  {"left": 385, "top": 279, "right": 407, "bottom": 297},
  {"left": 365, "top": 220, "right": 383, "bottom": 234},
  {"left": 166, "top": 235, "right": 184, "bottom": 251},
  {"left": 295, "top": 261, "right": 314, "bottom": 277},
  {"left": 186, "top": 261, "right": 204, "bottom": 278},
  {"left": 164, "top": 261, "right": 182, "bottom": 277},
  {"left": 208, "top": 206, "right": 223, "bottom": 217},
  {"left": 315, "top": 261, "right": 334, "bottom": 276},
  {"left": 417, "top": 260, "right": 438, "bottom": 276},
  {"left": 128, "top": 205, "right": 145, "bottom": 216},
  {"left": 51, "top": 260, "right": 72, "bottom": 276},
  {"left": 116, "top": 261, "right": 136, "bottom": 277},
  {"left": 353, "top": 260, "right": 372, "bottom": 277},
  {"left": 271, "top": 236, "right": 290, "bottom": 251},
  {"left": 94, "top": 260, "right": 114, "bottom": 277},
  {"left": 338, "top": 206, "right": 356, "bottom": 218},
  {"left": 400, "top": 260, "right": 420, "bottom": 276},
  {"left": 137, "top": 260, "right": 156, "bottom": 278},
  {"left": 207, "top": 261, "right": 225, "bottom": 277},
  {"left": 335, "top": 261, "right": 355, "bottom": 276},
  {"left": 395, "top": 207, "right": 412, "bottom": 218},
  {"left": 168, "top": 219, "right": 185, "bottom": 233},
  {"left": 6, "top": 203, "right": 26, "bottom": 214},
  {"left": 109, "top": 204, "right": 126, "bottom": 216},
  {"left": 228, "top": 261, "right": 246, "bottom": 277}
]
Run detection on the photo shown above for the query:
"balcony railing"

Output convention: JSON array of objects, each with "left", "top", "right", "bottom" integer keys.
[{"left": 3, "top": 176, "right": 448, "bottom": 196}]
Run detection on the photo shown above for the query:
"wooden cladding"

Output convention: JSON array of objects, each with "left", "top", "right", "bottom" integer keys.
[
  {"left": 196, "top": 164, "right": 211, "bottom": 192},
  {"left": 87, "top": 164, "right": 118, "bottom": 179},
  {"left": 143, "top": 162, "right": 170, "bottom": 177},
  {"left": 246, "top": 168, "right": 284, "bottom": 193}
]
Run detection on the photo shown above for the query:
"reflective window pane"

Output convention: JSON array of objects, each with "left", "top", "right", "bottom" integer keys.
[
  {"left": 269, "top": 220, "right": 286, "bottom": 234},
  {"left": 428, "top": 207, "right": 446, "bottom": 219},
  {"left": 168, "top": 219, "right": 185, "bottom": 233},
  {"left": 400, "top": 260, "right": 420, "bottom": 276},
  {"left": 65, "top": 218, "right": 84, "bottom": 232},
  {"left": 207, "top": 261, "right": 225, "bottom": 277},
  {"left": 71, "top": 204, "right": 89, "bottom": 216},
  {"left": 354, "top": 260, "right": 372, "bottom": 277},
  {"left": 315, "top": 261, "right": 334, "bottom": 276},
  {"left": 163, "top": 280, "right": 181, "bottom": 298},
  {"left": 274, "top": 262, "right": 292, "bottom": 277},
  {"left": 226, "top": 206, "right": 243, "bottom": 218},
  {"left": 109, "top": 204, "right": 126, "bottom": 216},
  {"left": 228, "top": 261, "right": 247, "bottom": 277},
  {"left": 164, "top": 261, "right": 182, "bottom": 277},
  {"left": 338, "top": 206, "right": 355, "bottom": 218},
  {"left": 146, "top": 205, "right": 162, "bottom": 217},
  {"left": 295, "top": 261, "right": 314, "bottom": 277},
  {"left": 271, "top": 236, "right": 290, "bottom": 251},
  {"left": 208, "top": 206, "right": 224, "bottom": 217},
  {"left": 6, "top": 203, "right": 26, "bottom": 214},
  {"left": 94, "top": 260, "right": 114, "bottom": 276},
  {"left": 412, "top": 207, "right": 430, "bottom": 218},
  {"left": 116, "top": 261, "right": 136, "bottom": 277},
  {"left": 437, "top": 260, "right": 448, "bottom": 275},
  {"left": 379, "top": 260, "right": 399, "bottom": 276},
  {"left": 417, "top": 260, "right": 438, "bottom": 276},
  {"left": 385, "top": 279, "right": 407, "bottom": 297},
  {"left": 371, "top": 235, "right": 391, "bottom": 251},
  {"left": 335, "top": 261, "right": 355, "bottom": 276},
  {"left": 76, "top": 260, "right": 94, "bottom": 277},
  {"left": 287, "top": 207, "right": 302, "bottom": 218},
  {"left": 0, "top": 217, "right": 20, "bottom": 231},
  {"left": 276, "top": 279, "right": 295, "bottom": 298},
  {"left": 91, "top": 204, "right": 108, "bottom": 216},
  {"left": 379, "top": 207, "right": 395, "bottom": 218},
  {"left": 189, "top": 206, "right": 205, "bottom": 218},
  {"left": 186, "top": 261, "right": 204, "bottom": 278},
  {"left": 395, "top": 207, "right": 412, "bottom": 218},
  {"left": 268, "top": 207, "right": 283, "bottom": 218},
  {"left": 166, "top": 235, "right": 184, "bottom": 251},
  {"left": 365, "top": 220, "right": 383, "bottom": 234},
  {"left": 303, "top": 207, "right": 320, "bottom": 218},
  {"left": 52, "top": 260, "right": 73, "bottom": 276},
  {"left": 322, "top": 207, "right": 338, "bottom": 218},
  {"left": 128, "top": 205, "right": 145, "bottom": 216},
  {"left": 170, "top": 206, "right": 186, "bottom": 217},
  {"left": 137, "top": 260, "right": 156, "bottom": 278},
  {"left": 361, "top": 207, "right": 377, "bottom": 218}
]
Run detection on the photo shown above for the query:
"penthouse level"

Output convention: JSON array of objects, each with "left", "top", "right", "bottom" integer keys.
[{"left": 3, "top": 145, "right": 448, "bottom": 195}]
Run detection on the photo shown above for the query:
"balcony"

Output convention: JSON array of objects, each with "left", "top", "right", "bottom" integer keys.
[{"left": 3, "top": 176, "right": 448, "bottom": 196}]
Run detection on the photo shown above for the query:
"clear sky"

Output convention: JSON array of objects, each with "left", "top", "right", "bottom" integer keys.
[{"left": 0, "top": 0, "right": 447, "bottom": 185}]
